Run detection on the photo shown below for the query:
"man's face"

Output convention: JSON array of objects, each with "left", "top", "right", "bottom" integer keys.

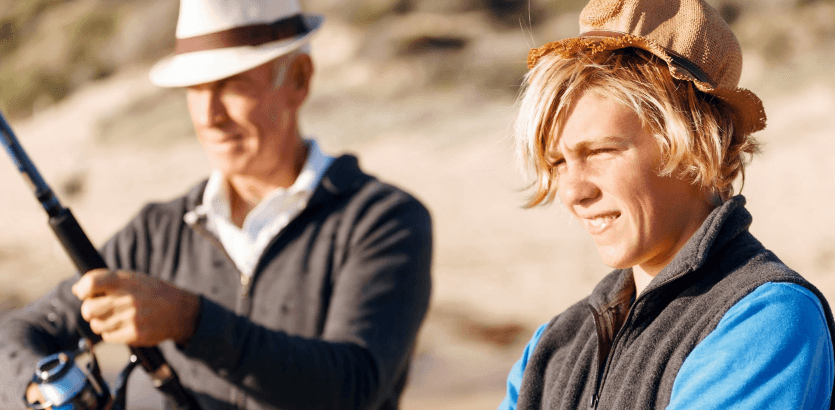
[
  {"left": 552, "top": 92, "right": 712, "bottom": 276},
  {"left": 185, "top": 56, "right": 301, "bottom": 179}
]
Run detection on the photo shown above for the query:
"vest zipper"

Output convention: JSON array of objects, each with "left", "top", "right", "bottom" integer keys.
[
  {"left": 586, "top": 265, "right": 695, "bottom": 409},
  {"left": 588, "top": 302, "right": 635, "bottom": 410},
  {"left": 588, "top": 306, "right": 606, "bottom": 410}
]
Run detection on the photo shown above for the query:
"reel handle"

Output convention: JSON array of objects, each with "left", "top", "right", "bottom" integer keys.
[{"left": 23, "top": 340, "right": 111, "bottom": 410}]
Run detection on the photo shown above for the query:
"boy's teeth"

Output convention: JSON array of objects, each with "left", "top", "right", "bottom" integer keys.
[{"left": 589, "top": 215, "right": 615, "bottom": 228}]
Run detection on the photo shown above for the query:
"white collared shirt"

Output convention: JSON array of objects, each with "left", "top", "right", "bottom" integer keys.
[{"left": 199, "top": 138, "right": 334, "bottom": 277}]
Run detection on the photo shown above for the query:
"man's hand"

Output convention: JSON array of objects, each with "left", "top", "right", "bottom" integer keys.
[
  {"left": 71, "top": 269, "right": 200, "bottom": 347},
  {"left": 24, "top": 383, "right": 46, "bottom": 410}
]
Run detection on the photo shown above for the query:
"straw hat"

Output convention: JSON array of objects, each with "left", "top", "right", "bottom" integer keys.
[
  {"left": 528, "top": 0, "right": 766, "bottom": 135},
  {"left": 149, "top": 0, "right": 323, "bottom": 88}
]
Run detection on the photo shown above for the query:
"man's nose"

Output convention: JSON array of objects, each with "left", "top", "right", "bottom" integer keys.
[
  {"left": 558, "top": 163, "right": 600, "bottom": 207},
  {"left": 192, "top": 89, "right": 227, "bottom": 128}
]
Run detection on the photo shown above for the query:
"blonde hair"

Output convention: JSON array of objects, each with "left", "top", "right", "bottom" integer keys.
[{"left": 515, "top": 48, "right": 759, "bottom": 207}]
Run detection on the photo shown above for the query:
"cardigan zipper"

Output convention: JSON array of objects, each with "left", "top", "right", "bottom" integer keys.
[
  {"left": 185, "top": 198, "right": 320, "bottom": 300},
  {"left": 184, "top": 209, "right": 253, "bottom": 299},
  {"left": 185, "top": 208, "right": 254, "bottom": 410},
  {"left": 183, "top": 202, "right": 321, "bottom": 409}
]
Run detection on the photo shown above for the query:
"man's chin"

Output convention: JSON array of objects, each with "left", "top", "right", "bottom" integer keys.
[{"left": 209, "top": 159, "right": 252, "bottom": 178}]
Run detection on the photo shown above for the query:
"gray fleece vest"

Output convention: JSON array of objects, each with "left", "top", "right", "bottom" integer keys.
[{"left": 516, "top": 196, "right": 835, "bottom": 410}]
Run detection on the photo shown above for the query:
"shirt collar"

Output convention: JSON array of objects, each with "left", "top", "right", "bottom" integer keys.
[{"left": 201, "top": 138, "right": 333, "bottom": 223}]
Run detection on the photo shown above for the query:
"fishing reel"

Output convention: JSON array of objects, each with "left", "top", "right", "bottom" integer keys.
[{"left": 22, "top": 339, "right": 140, "bottom": 410}]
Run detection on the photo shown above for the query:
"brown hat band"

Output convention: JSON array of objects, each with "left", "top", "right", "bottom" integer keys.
[
  {"left": 175, "top": 14, "right": 308, "bottom": 54},
  {"left": 581, "top": 30, "right": 715, "bottom": 87}
]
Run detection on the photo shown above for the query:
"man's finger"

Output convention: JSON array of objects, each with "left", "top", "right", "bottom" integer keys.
[
  {"left": 72, "top": 269, "right": 121, "bottom": 300},
  {"left": 90, "top": 306, "right": 134, "bottom": 338},
  {"left": 25, "top": 382, "right": 47, "bottom": 409},
  {"left": 89, "top": 315, "right": 120, "bottom": 336},
  {"left": 100, "top": 322, "right": 138, "bottom": 345},
  {"left": 79, "top": 296, "right": 116, "bottom": 323}
]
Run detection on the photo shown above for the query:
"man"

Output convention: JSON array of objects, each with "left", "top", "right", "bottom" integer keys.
[
  {"left": 500, "top": 0, "right": 835, "bottom": 409},
  {"left": 0, "top": 0, "right": 432, "bottom": 409}
]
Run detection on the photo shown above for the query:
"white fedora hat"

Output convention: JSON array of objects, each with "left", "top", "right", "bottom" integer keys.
[{"left": 149, "top": 0, "right": 323, "bottom": 88}]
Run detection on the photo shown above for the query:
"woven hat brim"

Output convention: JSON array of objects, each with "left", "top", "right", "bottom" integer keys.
[
  {"left": 149, "top": 14, "right": 323, "bottom": 88},
  {"left": 528, "top": 35, "right": 766, "bottom": 135}
]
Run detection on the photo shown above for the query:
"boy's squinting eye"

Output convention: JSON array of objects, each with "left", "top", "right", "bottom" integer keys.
[
  {"left": 545, "top": 154, "right": 565, "bottom": 171},
  {"left": 551, "top": 159, "right": 567, "bottom": 176},
  {"left": 591, "top": 148, "right": 614, "bottom": 155},
  {"left": 588, "top": 145, "right": 624, "bottom": 157}
]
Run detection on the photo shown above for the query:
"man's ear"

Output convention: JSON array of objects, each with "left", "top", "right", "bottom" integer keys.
[{"left": 287, "top": 54, "right": 313, "bottom": 107}]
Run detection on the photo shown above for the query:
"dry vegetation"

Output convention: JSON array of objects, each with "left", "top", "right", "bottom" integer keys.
[{"left": 5, "top": 0, "right": 832, "bottom": 117}]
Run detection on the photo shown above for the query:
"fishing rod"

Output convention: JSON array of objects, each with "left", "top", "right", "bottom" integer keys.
[{"left": 0, "top": 111, "right": 202, "bottom": 410}]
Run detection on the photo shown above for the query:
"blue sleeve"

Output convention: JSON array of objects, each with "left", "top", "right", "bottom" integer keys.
[
  {"left": 498, "top": 323, "right": 549, "bottom": 410},
  {"left": 667, "top": 282, "right": 834, "bottom": 410}
]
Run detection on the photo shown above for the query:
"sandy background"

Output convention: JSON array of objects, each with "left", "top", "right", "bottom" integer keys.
[{"left": 1, "top": 0, "right": 835, "bottom": 408}]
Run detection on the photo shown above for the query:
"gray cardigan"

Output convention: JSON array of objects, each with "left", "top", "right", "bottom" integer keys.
[
  {"left": 0, "top": 155, "right": 433, "bottom": 410},
  {"left": 516, "top": 196, "right": 835, "bottom": 410}
]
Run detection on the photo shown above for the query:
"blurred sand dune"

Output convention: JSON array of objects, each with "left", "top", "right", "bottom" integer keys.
[{"left": 2, "top": 2, "right": 835, "bottom": 408}]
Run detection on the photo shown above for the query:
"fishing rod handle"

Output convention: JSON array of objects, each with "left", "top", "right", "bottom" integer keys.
[{"left": 49, "top": 209, "right": 107, "bottom": 273}]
